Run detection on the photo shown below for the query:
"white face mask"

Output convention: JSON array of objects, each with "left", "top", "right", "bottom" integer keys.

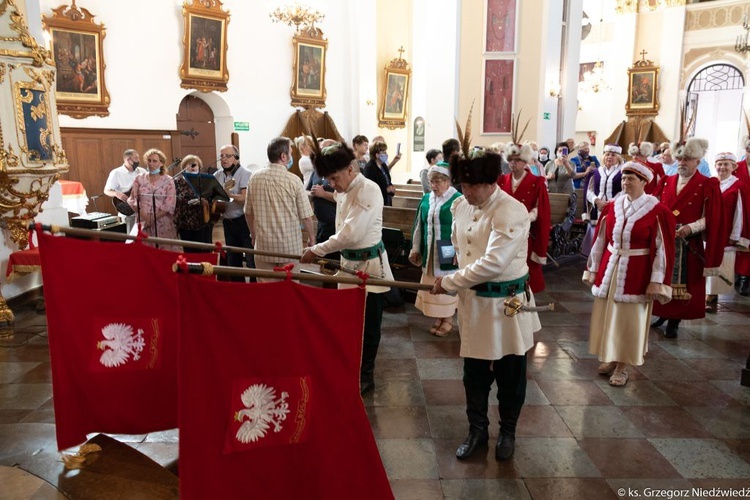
[
  {"left": 556, "top": 152, "right": 564, "bottom": 159},
  {"left": 540, "top": 154, "right": 548, "bottom": 162}
]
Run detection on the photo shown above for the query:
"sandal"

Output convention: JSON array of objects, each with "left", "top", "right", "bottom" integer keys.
[
  {"left": 434, "top": 320, "right": 453, "bottom": 337},
  {"left": 609, "top": 369, "right": 629, "bottom": 387},
  {"left": 429, "top": 319, "right": 443, "bottom": 335},
  {"left": 597, "top": 361, "right": 617, "bottom": 376}
]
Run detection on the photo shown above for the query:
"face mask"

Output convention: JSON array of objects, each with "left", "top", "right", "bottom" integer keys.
[
  {"left": 540, "top": 154, "right": 548, "bottom": 162},
  {"left": 556, "top": 153, "right": 564, "bottom": 159},
  {"left": 131, "top": 161, "right": 140, "bottom": 169},
  {"left": 579, "top": 151, "right": 589, "bottom": 158},
  {"left": 287, "top": 157, "right": 294, "bottom": 169},
  {"left": 148, "top": 167, "right": 160, "bottom": 175},
  {"left": 377, "top": 153, "right": 388, "bottom": 164}
]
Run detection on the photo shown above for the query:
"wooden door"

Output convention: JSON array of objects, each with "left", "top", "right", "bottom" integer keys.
[{"left": 176, "top": 95, "right": 217, "bottom": 170}]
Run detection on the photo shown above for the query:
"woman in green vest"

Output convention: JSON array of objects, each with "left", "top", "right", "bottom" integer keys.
[{"left": 409, "top": 164, "right": 463, "bottom": 336}]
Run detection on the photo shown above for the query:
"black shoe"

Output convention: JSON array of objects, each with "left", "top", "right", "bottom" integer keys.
[
  {"left": 455, "top": 430, "right": 488, "bottom": 460},
  {"left": 359, "top": 379, "right": 375, "bottom": 395},
  {"left": 495, "top": 434, "right": 515, "bottom": 461},
  {"left": 706, "top": 295, "right": 718, "bottom": 314},
  {"left": 664, "top": 319, "right": 679, "bottom": 339},
  {"left": 652, "top": 316, "right": 667, "bottom": 328},
  {"left": 740, "top": 276, "right": 750, "bottom": 297}
]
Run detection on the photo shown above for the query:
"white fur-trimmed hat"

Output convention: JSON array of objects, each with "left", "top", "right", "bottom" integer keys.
[
  {"left": 627, "top": 142, "right": 654, "bottom": 157},
  {"left": 604, "top": 144, "right": 622, "bottom": 154},
  {"left": 505, "top": 143, "right": 533, "bottom": 163},
  {"left": 621, "top": 161, "right": 654, "bottom": 183},
  {"left": 673, "top": 137, "right": 709, "bottom": 159},
  {"left": 427, "top": 164, "right": 451, "bottom": 178},
  {"left": 715, "top": 152, "right": 737, "bottom": 163}
]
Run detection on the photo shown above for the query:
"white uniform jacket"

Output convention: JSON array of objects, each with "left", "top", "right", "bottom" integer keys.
[
  {"left": 310, "top": 174, "right": 393, "bottom": 293},
  {"left": 441, "top": 188, "right": 540, "bottom": 360}
]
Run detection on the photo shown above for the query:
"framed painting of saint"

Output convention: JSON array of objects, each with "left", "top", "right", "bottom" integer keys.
[
  {"left": 290, "top": 31, "right": 327, "bottom": 109},
  {"left": 485, "top": 0, "right": 518, "bottom": 53},
  {"left": 180, "top": 0, "right": 230, "bottom": 92},
  {"left": 378, "top": 52, "right": 411, "bottom": 129},
  {"left": 42, "top": 2, "right": 110, "bottom": 118}
]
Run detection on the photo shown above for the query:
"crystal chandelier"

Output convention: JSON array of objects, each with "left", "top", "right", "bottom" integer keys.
[
  {"left": 269, "top": 2, "right": 325, "bottom": 33},
  {"left": 580, "top": 61, "right": 611, "bottom": 94}
]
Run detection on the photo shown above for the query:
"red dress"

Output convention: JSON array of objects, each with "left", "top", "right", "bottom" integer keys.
[
  {"left": 734, "top": 159, "right": 750, "bottom": 275},
  {"left": 653, "top": 172, "right": 723, "bottom": 320},
  {"left": 500, "top": 170, "right": 551, "bottom": 292}
]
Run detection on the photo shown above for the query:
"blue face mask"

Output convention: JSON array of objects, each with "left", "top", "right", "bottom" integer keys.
[
  {"left": 377, "top": 153, "right": 388, "bottom": 164},
  {"left": 148, "top": 167, "right": 160, "bottom": 175},
  {"left": 287, "top": 157, "right": 294, "bottom": 169}
]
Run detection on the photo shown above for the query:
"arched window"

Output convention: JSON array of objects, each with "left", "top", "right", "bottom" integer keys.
[{"left": 685, "top": 64, "right": 744, "bottom": 136}]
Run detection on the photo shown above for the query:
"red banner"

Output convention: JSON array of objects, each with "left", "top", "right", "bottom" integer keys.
[
  {"left": 37, "top": 230, "right": 217, "bottom": 450},
  {"left": 177, "top": 277, "right": 393, "bottom": 500}
]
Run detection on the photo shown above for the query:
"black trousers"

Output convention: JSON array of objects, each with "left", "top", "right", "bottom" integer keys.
[
  {"left": 360, "top": 292, "right": 384, "bottom": 381},
  {"left": 463, "top": 354, "right": 527, "bottom": 436},
  {"left": 179, "top": 225, "right": 213, "bottom": 253},
  {"left": 222, "top": 216, "right": 254, "bottom": 282}
]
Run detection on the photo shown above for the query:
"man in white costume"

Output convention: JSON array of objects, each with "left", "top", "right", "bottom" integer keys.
[{"left": 432, "top": 149, "right": 541, "bottom": 461}]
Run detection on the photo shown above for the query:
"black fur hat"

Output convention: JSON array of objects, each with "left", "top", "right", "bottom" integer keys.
[
  {"left": 311, "top": 142, "right": 356, "bottom": 177},
  {"left": 450, "top": 149, "right": 502, "bottom": 185}
]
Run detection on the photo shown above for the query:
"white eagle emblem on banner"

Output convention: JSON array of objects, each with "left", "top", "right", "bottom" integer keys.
[
  {"left": 97, "top": 323, "right": 146, "bottom": 368},
  {"left": 234, "top": 384, "right": 290, "bottom": 444}
]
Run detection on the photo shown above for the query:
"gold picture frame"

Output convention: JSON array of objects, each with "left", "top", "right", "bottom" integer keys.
[
  {"left": 378, "top": 50, "right": 410, "bottom": 129},
  {"left": 290, "top": 28, "right": 327, "bottom": 109},
  {"left": 42, "top": 2, "right": 110, "bottom": 118},
  {"left": 625, "top": 55, "right": 659, "bottom": 117},
  {"left": 180, "top": 0, "right": 230, "bottom": 92}
]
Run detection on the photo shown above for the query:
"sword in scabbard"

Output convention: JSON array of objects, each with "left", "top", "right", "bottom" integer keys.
[{"left": 678, "top": 236, "right": 733, "bottom": 287}]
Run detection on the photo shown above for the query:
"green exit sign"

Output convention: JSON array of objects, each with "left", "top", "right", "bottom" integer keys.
[
  {"left": 543, "top": 112, "right": 551, "bottom": 120},
  {"left": 234, "top": 121, "right": 250, "bottom": 132}
]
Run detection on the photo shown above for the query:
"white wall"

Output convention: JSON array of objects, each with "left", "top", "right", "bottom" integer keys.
[{"left": 37, "top": 0, "right": 367, "bottom": 168}]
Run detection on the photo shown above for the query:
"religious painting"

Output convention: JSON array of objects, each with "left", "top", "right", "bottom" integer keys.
[
  {"left": 378, "top": 52, "right": 411, "bottom": 129},
  {"left": 180, "top": 0, "right": 230, "bottom": 92},
  {"left": 42, "top": 3, "right": 110, "bottom": 118},
  {"left": 625, "top": 63, "right": 660, "bottom": 116},
  {"left": 290, "top": 32, "right": 327, "bottom": 109},
  {"left": 481, "top": 59, "right": 514, "bottom": 134},
  {"left": 485, "top": 0, "right": 517, "bottom": 53}
]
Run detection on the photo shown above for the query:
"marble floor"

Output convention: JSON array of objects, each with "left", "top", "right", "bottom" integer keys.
[{"left": 2, "top": 256, "right": 750, "bottom": 499}]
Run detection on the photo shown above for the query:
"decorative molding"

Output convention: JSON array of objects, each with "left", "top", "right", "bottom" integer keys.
[{"left": 686, "top": 3, "right": 749, "bottom": 32}]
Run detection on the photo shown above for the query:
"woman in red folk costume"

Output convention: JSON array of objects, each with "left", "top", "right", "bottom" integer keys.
[
  {"left": 706, "top": 152, "right": 750, "bottom": 312},
  {"left": 734, "top": 137, "right": 750, "bottom": 296},
  {"left": 585, "top": 162, "right": 676, "bottom": 387},
  {"left": 499, "top": 143, "right": 550, "bottom": 292},
  {"left": 628, "top": 141, "right": 665, "bottom": 195}
]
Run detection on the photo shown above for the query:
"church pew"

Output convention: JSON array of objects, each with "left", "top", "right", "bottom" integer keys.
[
  {"left": 382, "top": 206, "right": 417, "bottom": 239},
  {"left": 392, "top": 196, "right": 421, "bottom": 209},
  {"left": 547, "top": 192, "right": 584, "bottom": 258},
  {"left": 395, "top": 188, "right": 424, "bottom": 198}
]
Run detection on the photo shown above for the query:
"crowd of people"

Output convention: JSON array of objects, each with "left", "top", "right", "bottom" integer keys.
[{"left": 102, "top": 131, "right": 750, "bottom": 464}]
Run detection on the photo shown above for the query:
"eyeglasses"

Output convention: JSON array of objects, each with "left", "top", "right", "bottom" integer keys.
[
  {"left": 429, "top": 178, "right": 447, "bottom": 185},
  {"left": 219, "top": 154, "right": 234, "bottom": 159}
]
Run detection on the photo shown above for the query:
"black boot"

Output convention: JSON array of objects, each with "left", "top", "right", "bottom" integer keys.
[
  {"left": 740, "top": 276, "right": 750, "bottom": 297},
  {"left": 455, "top": 427, "right": 489, "bottom": 460},
  {"left": 495, "top": 433, "right": 516, "bottom": 461},
  {"left": 359, "top": 343, "right": 378, "bottom": 394},
  {"left": 652, "top": 316, "right": 667, "bottom": 328},
  {"left": 706, "top": 295, "right": 718, "bottom": 314},
  {"left": 457, "top": 362, "right": 491, "bottom": 460},
  {"left": 664, "top": 319, "right": 680, "bottom": 339}
]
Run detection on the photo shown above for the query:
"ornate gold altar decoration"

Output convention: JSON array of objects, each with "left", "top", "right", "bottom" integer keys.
[
  {"left": 378, "top": 47, "right": 411, "bottom": 130},
  {"left": 0, "top": 0, "right": 69, "bottom": 323},
  {"left": 42, "top": 0, "right": 111, "bottom": 118}
]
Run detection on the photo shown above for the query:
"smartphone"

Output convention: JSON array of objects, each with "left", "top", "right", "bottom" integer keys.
[
  {"left": 561, "top": 147, "right": 569, "bottom": 156},
  {"left": 396, "top": 143, "right": 401, "bottom": 156}
]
